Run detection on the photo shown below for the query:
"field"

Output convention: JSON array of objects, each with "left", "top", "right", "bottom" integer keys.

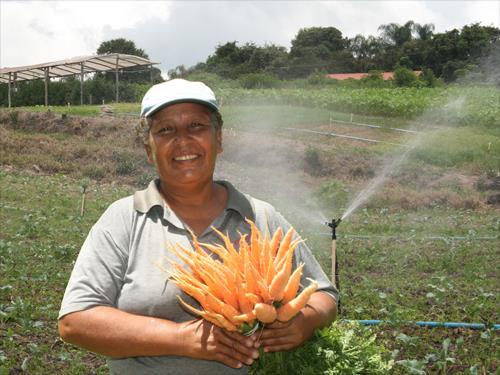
[{"left": 0, "top": 84, "right": 499, "bottom": 374}]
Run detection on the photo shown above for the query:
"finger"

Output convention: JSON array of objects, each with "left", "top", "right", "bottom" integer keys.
[
  {"left": 265, "top": 320, "right": 291, "bottom": 329},
  {"left": 258, "top": 327, "right": 289, "bottom": 340},
  {"left": 262, "top": 343, "right": 295, "bottom": 353},
  {"left": 259, "top": 335, "right": 292, "bottom": 348},
  {"left": 223, "top": 329, "right": 256, "bottom": 348},
  {"left": 217, "top": 340, "right": 256, "bottom": 366},
  {"left": 214, "top": 351, "right": 244, "bottom": 369},
  {"left": 215, "top": 330, "right": 259, "bottom": 361}
]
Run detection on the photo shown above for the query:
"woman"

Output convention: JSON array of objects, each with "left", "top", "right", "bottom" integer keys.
[{"left": 58, "top": 79, "right": 338, "bottom": 374}]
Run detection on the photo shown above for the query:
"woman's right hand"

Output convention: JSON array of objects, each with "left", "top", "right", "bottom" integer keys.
[{"left": 178, "top": 318, "right": 260, "bottom": 369}]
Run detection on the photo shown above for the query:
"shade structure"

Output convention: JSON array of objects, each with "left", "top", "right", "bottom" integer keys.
[{"left": 0, "top": 53, "right": 159, "bottom": 106}]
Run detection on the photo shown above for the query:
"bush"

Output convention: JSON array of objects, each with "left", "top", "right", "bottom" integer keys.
[
  {"left": 238, "top": 73, "right": 281, "bottom": 89},
  {"left": 307, "top": 71, "right": 336, "bottom": 86},
  {"left": 394, "top": 66, "right": 418, "bottom": 87},
  {"left": 184, "top": 72, "right": 232, "bottom": 90},
  {"left": 251, "top": 322, "right": 393, "bottom": 374},
  {"left": 360, "top": 71, "right": 388, "bottom": 88},
  {"left": 112, "top": 150, "right": 138, "bottom": 176},
  {"left": 419, "top": 68, "right": 438, "bottom": 87},
  {"left": 304, "top": 147, "right": 322, "bottom": 175}
]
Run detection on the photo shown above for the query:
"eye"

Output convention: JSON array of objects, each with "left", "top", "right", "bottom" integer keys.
[
  {"left": 189, "top": 122, "right": 209, "bottom": 131},
  {"left": 156, "top": 125, "right": 174, "bottom": 135}
]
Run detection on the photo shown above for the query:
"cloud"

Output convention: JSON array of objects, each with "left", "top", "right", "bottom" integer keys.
[
  {"left": 1, "top": 0, "right": 498, "bottom": 73},
  {"left": 0, "top": 0, "right": 170, "bottom": 67}
]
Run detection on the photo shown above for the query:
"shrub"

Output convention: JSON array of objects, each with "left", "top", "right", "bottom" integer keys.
[
  {"left": 307, "top": 71, "right": 336, "bottom": 86},
  {"left": 82, "top": 164, "right": 106, "bottom": 180},
  {"left": 304, "top": 147, "right": 322, "bottom": 175},
  {"left": 251, "top": 322, "right": 393, "bottom": 374},
  {"left": 112, "top": 150, "right": 138, "bottom": 176},
  {"left": 238, "top": 73, "right": 281, "bottom": 89},
  {"left": 419, "top": 68, "right": 438, "bottom": 87},
  {"left": 394, "top": 66, "right": 418, "bottom": 87}
]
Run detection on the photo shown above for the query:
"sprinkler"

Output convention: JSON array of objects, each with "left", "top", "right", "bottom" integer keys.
[{"left": 326, "top": 218, "right": 342, "bottom": 312}]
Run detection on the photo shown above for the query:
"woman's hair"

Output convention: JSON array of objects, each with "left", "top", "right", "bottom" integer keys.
[{"left": 136, "top": 109, "right": 223, "bottom": 145}]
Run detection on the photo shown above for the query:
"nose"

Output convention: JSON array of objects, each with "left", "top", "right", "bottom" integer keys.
[{"left": 172, "top": 127, "right": 192, "bottom": 144}]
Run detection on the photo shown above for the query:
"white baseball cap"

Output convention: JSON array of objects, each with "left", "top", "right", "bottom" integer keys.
[{"left": 140, "top": 79, "right": 219, "bottom": 118}]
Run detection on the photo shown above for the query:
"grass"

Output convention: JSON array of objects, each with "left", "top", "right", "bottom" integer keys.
[
  {"left": 1, "top": 95, "right": 499, "bottom": 373},
  {"left": 0, "top": 171, "right": 497, "bottom": 373}
]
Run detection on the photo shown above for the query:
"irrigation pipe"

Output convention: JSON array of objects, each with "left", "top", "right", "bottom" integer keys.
[
  {"left": 285, "top": 127, "right": 406, "bottom": 147},
  {"left": 343, "top": 319, "right": 500, "bottom": 330},
  {"left": 330, "top": 118, "right": 421, "bottom": 134},
  {"left": 312, "top": 232, "right": 498, "bottom": 241}
]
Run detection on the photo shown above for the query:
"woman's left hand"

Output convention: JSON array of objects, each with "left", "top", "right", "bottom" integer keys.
[
  {"left": 255, "top": 312, "right": 313, "bottom": 352},
  {"left": 254, "top": 292, "right": 338, "bottom": 353}
]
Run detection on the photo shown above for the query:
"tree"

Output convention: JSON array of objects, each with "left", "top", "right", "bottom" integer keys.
[
  {"left": 413, "top": 23, "right": 435, "bottom": 41},
  {"left": 393, "top": 66, "right": 417, "bottom": 86},
  {"left": 95, "top": 38, "right": 162, "bottom": 83},
  {"left": 289, "top": 27, "right": 351, "bottom": 76},
  {"left": 378, "top": 21, "right": 415, "bottom": 46},
  {"left": 349, "top": 34, "right": 384, "bottom": 72},
  {"left": 204, "top": 42, "right": 288, "bottom": 79},
  {"left": 97, "top": 38, "right": 148, "bottom": 58}
]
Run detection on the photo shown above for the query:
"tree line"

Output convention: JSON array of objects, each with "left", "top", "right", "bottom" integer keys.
[
  {"left": 1, "top": 21, "right": 498, "bottom": 107},
  {"left": 171, "top": 21, "right": 499, "bottom": 83}
]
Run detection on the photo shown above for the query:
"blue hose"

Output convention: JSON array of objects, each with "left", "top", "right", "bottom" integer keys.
[{"left": 344, "top": 319, "right": 500, "bottom": 330}]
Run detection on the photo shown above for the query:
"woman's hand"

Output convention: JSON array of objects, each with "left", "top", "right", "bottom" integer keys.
[
  {"left": 178, "top": 318, "right": 260, "bottom": 369},
  {"left": 255, "top": 292, "right": 337, "bottom": 353},
  {"left": 255, "top": 312, "right": 312, "bottom": 353}
]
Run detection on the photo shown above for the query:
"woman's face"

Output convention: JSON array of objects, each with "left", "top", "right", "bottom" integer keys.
[{"left": 145, "top": 102, "right": 222, "bottom": 188}]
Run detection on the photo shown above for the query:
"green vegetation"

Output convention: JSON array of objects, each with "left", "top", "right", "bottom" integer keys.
[
  {"left": 251, "top": 322, "right": 393, "bottom": 374},
  {"left": 1, "top": 84, "right": 498, "bottom": 373}
]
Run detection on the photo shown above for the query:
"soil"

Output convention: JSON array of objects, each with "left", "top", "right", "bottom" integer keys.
[{"left": 1, "top": 110, "right": 497, "bottom": 209}]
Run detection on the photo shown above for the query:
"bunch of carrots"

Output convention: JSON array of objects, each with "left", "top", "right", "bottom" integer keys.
[{"left": 167, "top": 219, "right": 318, "bottom": 333}]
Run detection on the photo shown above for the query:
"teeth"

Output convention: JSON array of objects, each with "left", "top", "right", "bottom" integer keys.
[{"left": 174, "top": 154, "right": 197, "bottom": 161}]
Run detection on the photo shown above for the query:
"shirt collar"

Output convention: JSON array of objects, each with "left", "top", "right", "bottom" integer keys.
[{"left": 133, "top": 179, "right": 255, "bottom": 222}]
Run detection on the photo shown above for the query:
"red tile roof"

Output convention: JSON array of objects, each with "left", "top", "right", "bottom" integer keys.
[{"left": 327, "top": 71, "right": 422, "bottom": 80}]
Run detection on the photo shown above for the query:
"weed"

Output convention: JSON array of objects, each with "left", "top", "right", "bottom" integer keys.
[{"left": 304, "top": 146, "right": 322, "bottom": 175}]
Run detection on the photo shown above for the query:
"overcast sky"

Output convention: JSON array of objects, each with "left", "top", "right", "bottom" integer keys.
[{"left": 1, "top": 1, "right": 499, "bottom": 76}]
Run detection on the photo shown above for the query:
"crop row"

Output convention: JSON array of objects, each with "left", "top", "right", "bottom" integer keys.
[{"left": 215, "top": 86, "right": 500, "bottom": 129}]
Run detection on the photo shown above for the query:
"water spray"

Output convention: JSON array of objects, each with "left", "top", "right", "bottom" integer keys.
[{"left": 326, "top": 218, "right": 342, "bottom": 311}]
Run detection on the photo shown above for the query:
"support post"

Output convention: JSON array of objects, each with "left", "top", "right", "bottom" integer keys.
[
  {"left": 80, "top": 63, "right": 84, "bottom": 105},
  {"left": 44, "top": 68, "right": 49, "bottom": 106},
  {"left": 115, "top": 55, "right": 119, "bottom": 103},
  {"left": 150, "top": 64, "right": 153, "bottom": 84},
  {"left": 8, "top": 72, "right": 12, "bottom": 108}
]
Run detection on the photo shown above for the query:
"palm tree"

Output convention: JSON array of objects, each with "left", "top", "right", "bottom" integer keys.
[
  {"left": 413, "top": 23, "right": 435, "bottom": 41},
  {"left": 378, "top": 21, "right": 415, "bottom": 46}
]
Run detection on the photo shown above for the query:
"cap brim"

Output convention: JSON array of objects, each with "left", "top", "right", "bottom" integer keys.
[{"left": 143, "top": 98, "right": 219, "bottom": 118}]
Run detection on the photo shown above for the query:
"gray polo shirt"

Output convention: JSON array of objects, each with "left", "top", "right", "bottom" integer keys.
[{"left": 59, "top": 180, "right": 338, "bottom": 375}]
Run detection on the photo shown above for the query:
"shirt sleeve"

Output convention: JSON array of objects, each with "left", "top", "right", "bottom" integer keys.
[
  {"left": 252, "top": 199, "right": 339, "bottom": 305},
  {"left": 58, "top": 199, "right": 131, "bottom": 319}
]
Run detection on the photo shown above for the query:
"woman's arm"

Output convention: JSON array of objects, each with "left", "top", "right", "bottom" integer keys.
[
  {"left": 255, "top": 291, "right": 337, "bottom": 352},
  {"left": 59, "top": 306, "right": 260, "bottom": 368}
]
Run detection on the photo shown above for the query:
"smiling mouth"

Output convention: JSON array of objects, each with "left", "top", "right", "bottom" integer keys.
[{"left": 173, "top": 154, "right": 199, "bottom": 161}]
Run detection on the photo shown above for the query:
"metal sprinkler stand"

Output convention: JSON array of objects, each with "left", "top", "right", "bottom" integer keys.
[{"left": 327, "top": 218, "right": 342, "bottom": 312}]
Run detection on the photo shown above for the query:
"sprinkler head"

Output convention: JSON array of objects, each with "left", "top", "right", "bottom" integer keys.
[{"left": 326, "top": 218, "right": 342, "bottom": 240}]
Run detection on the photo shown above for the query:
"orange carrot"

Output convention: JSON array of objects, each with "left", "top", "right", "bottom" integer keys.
[
  {"left": 274, "top": 227, "right": 295, "bottom": 267},
  {"left": 244, "top": 293, "right": 261, "bottom": 305},
  {"left": 268, "top": 267, "right": 288, "bottom": 301},
  {"left": 232, "top": 310, "right": 256, "bottom": 323},
  {"left": 269, "top": 227, "right": 283, "bottom": 258},
  {"left": 277, "top": 279, "right": 318, "bottom": 322},
  {"left": 238, "top": 288, "right": 254, "bottom": 313},
  {"left": 253, "top": 303, "right": 277, "bottom": 323},
  {"left": 282, "top": 263, "right": 304, "bottom": 304}
]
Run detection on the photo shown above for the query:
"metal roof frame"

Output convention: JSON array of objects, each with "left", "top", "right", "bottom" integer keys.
[{"left": 0, "top": 53, "right": 159, "bottom": 107}]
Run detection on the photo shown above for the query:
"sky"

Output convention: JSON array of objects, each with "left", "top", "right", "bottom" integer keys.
[{"left": 1, "top": 1, "right": 499, "bottom": 77}]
